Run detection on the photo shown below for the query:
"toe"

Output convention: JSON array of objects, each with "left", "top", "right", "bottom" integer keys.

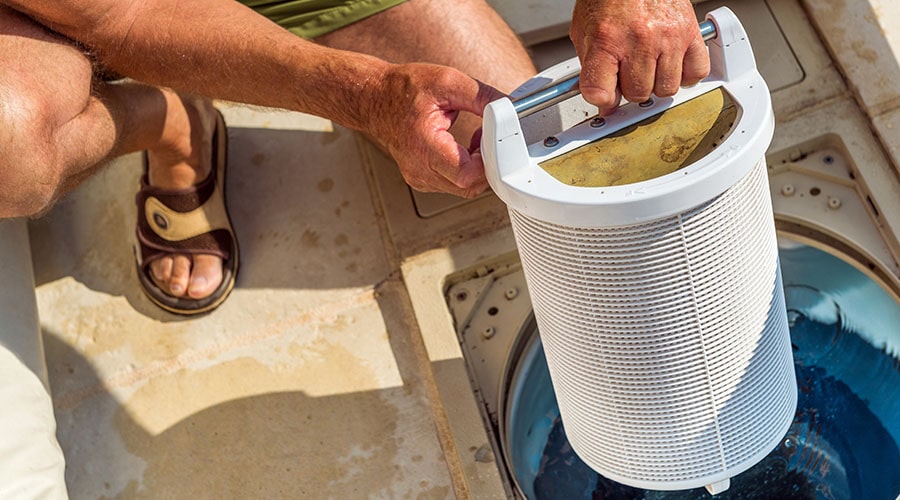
[
  {"left": 150, "top": 256, "right": 174, "bottom": 290},
  {"left": 188, "top": 254, "right": 224, "bottom": 299},
  {"left": 168, "top": 254, "right": 192, "bottom": 297}
]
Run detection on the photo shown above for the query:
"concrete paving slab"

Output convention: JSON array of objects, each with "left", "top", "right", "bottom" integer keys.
[
  {"left": 29, "top": 107, "right": 453, "bottom": 499},
  {"left": 803, "top": 0, "right": 900, "bottom": 117},
  {"left": 874, "top": 106, "right": 900, "bottom": 173}
]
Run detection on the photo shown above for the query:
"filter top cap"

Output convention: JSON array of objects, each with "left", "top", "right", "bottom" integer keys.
[{"left": 482, "top": 7, "right": 774, "bottom": 227}]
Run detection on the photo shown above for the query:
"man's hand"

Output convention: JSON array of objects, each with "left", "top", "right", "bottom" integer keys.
[
  {"left": 570, "top": 0, "right": 710, "bottom": 113},
  {"left": 365, "top": 63, "right": 504, "bottom": 198}
]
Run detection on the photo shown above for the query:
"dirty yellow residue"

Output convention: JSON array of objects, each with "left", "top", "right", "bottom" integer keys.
[{"left": 539, "top": 88, "right": 737, "bottom": 187}]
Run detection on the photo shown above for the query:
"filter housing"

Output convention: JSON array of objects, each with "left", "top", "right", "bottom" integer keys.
[{"left": 482, "top": 8, "right": 797, "bottom": 493}]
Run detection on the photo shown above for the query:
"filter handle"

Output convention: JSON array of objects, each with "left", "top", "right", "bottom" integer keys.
[{"left": 513, "top": 20, "right": 718, "bottom": 118}]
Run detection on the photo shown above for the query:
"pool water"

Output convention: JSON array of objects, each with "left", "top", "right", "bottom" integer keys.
[{"left": 509, "top": 244, "right": 900, "bottom": 499}]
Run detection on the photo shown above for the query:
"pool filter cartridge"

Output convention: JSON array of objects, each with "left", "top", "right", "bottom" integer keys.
[{"left": 482, "top": 7, "right": 797, "bottom": 494}]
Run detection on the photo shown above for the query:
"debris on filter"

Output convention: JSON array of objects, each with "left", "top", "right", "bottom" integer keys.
[{"left": 539, "top": 88, "right": 737, "bottom": 187}]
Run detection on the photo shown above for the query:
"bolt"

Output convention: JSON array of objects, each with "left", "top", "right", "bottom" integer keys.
[
  {"left": 505, "top": 287, "right": 519, "bottom": 300},
  {"left": 828, "top": 196, "right": 842, "bottom": 209},
  {"left": 482, "top": 327, "right": 496, "bottom": 340},
  {"left": 639, "top": 99, "right": 654, "bottom": 108},
  {"left": 543, "top": 136, "right": 559, "bottom": 148},
  {"left": 589, "top": 117, "right": 606, "bottom": 128},
  {"left": 781, "top": 184, "right": 795, "bottom": 197}
]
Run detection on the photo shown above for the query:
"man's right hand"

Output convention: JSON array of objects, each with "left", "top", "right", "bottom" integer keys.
[
  {"left": 364, "top": 63, "right": 505, "bottom": 198},
  {"left": 570, "top": 0, "right": 710, "bottom": 114}
]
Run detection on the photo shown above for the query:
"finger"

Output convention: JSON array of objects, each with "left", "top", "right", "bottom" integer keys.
[
  {"left": 600, "top": 87, "right": 622, "bottom": 116},
  {"left": 402, "top": 148, "right": 477, "bottom": 198},
  {"left": 619, "top": 48, "right": 656, "bottom": 103},
  {"left": 458, "top": 151, "right": 491, "bottom": 199},
  {"left": 682, "top": 36, "right": 711, "bottom": 86},
  {"left": 654, "top": 53, "right": 683, "bottom": 98},
  {"left": 577, "top": 47, "right": 621, "bottom": 110},
  {"left": 453, "top": 145, "right": 487, "bottom": 189}
]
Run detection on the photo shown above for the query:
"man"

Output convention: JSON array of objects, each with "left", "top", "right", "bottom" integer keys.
[{"left": 0, "top": 0, "right": 707, "bottom": 314}]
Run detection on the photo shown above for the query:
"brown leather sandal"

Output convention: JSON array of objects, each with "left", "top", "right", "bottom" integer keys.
[{"left": 134, "top": 111, "right": 238, "bottom": 315}]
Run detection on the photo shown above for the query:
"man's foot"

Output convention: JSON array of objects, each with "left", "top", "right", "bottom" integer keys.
[{"left": 145, "top": 92, "right": 224, "bottom": 300}]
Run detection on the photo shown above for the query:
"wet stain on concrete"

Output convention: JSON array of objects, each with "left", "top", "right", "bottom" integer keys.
[
  {"left": 334, "top": 201, "right": 350, "bottom": 217},
  {"left": 852, "top": 40, "right": 879, "bottom": 64},
  {"left": 317, "top": 178, "right": 335, "bottom": 193},
  {"left": 301, "top": 230, "right": 320, "bottom": 248}
]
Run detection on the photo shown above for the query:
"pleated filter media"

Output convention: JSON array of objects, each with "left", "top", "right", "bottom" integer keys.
[{"left": 482, "top": 7, "right": 797, "bottom": 493}]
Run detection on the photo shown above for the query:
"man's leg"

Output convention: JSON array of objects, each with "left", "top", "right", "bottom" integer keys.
[
  {"left": 314, "top": 0, "right": 537, "bottom": 148},
  {"left": 0, "top": 6, "right": 222, "bottom": 299}
]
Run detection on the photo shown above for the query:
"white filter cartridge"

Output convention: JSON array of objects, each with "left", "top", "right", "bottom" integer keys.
[{"left": 482, "top": 7, "right": 797, "bottom": 493}]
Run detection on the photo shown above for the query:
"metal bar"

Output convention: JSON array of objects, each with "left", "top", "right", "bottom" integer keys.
[{"left": 513, "top": 19, "right": 718, "bottom": 117}]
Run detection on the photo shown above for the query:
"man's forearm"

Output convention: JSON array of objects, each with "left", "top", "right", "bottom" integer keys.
[{"left": 5, "top": 0, "right": 389, "bottom": 131}]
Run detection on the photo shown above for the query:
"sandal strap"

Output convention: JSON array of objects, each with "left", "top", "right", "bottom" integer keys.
[{"left": 136, "top": 141, "right": 233, "bottom": 263}]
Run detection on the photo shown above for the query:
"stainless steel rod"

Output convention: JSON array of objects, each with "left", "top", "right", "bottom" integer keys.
[{"left": 513, "top": 19, "right": 718, "bottom": 117}]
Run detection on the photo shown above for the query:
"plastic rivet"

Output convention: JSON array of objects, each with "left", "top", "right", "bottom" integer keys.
[
  {"left": 828, "top": 196, "right": 842, "bottom": 209},
  {"left": 505, "top": 287, "right": 519, "bottom": 300},
  {"left": 781, "top": 184, "right": 795, "bottom": 197},
  {"left": 482, "top": 327, "right": 496, "bottom": 340}
]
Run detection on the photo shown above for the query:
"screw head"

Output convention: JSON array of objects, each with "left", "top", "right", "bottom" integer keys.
[
  {"left": 639, "top": 99, "right": 654, "bottom": 108},
  {"left": 543, "top": 136, "right": 559, "bottom": 148},
  {"left": 589, "top": 117, "right": 606, "bottom": 128}
]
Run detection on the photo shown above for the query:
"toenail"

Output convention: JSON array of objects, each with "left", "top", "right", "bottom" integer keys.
[
  {"left": 171, "top": 283, "right": 185, "bottom": 293},
  {"left": 190, "top": 276, "right": 208, "bottom": 291}
]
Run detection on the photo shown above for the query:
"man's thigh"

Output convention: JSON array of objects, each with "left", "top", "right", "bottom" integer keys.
[
  {"left": 238, "top": 0, "right": 409, "bottom": 39},
  {"left": 312, "top": 0, "right": 535, "bottom": 93}
]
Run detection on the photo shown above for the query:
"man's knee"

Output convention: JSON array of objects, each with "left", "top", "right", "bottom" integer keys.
[
  {"left": 0, "top": 94, "right": 69, "bottom": 218},
  {"left": 0, "top": 8, "right": 97, "bottom": 218}
]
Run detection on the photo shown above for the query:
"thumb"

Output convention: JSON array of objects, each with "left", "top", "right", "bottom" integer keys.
[{"left": 441, "top": 75, "right": 506, "bottom": 118}]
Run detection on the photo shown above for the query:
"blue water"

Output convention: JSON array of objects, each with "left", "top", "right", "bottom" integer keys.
[{"left": 515, "top": 244, "right": 900, "bottom": 499}]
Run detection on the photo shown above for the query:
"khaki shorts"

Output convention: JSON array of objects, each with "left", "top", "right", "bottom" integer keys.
[{"left": 239, "top": 0, "right": 410, "bottom": 39}]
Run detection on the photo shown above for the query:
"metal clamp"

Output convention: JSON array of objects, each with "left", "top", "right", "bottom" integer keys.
[{"left": 513, "top": 20, "right": 718, "bottom": 117}]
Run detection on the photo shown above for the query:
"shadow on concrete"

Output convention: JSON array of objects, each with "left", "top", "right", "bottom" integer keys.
[{"left": 41, "top": 277, "right": 457, "bottom": 499}]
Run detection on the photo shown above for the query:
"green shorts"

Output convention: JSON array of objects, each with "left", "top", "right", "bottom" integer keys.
[{"left": 239, "top": 0, "right": 410, "bottom": 39}]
